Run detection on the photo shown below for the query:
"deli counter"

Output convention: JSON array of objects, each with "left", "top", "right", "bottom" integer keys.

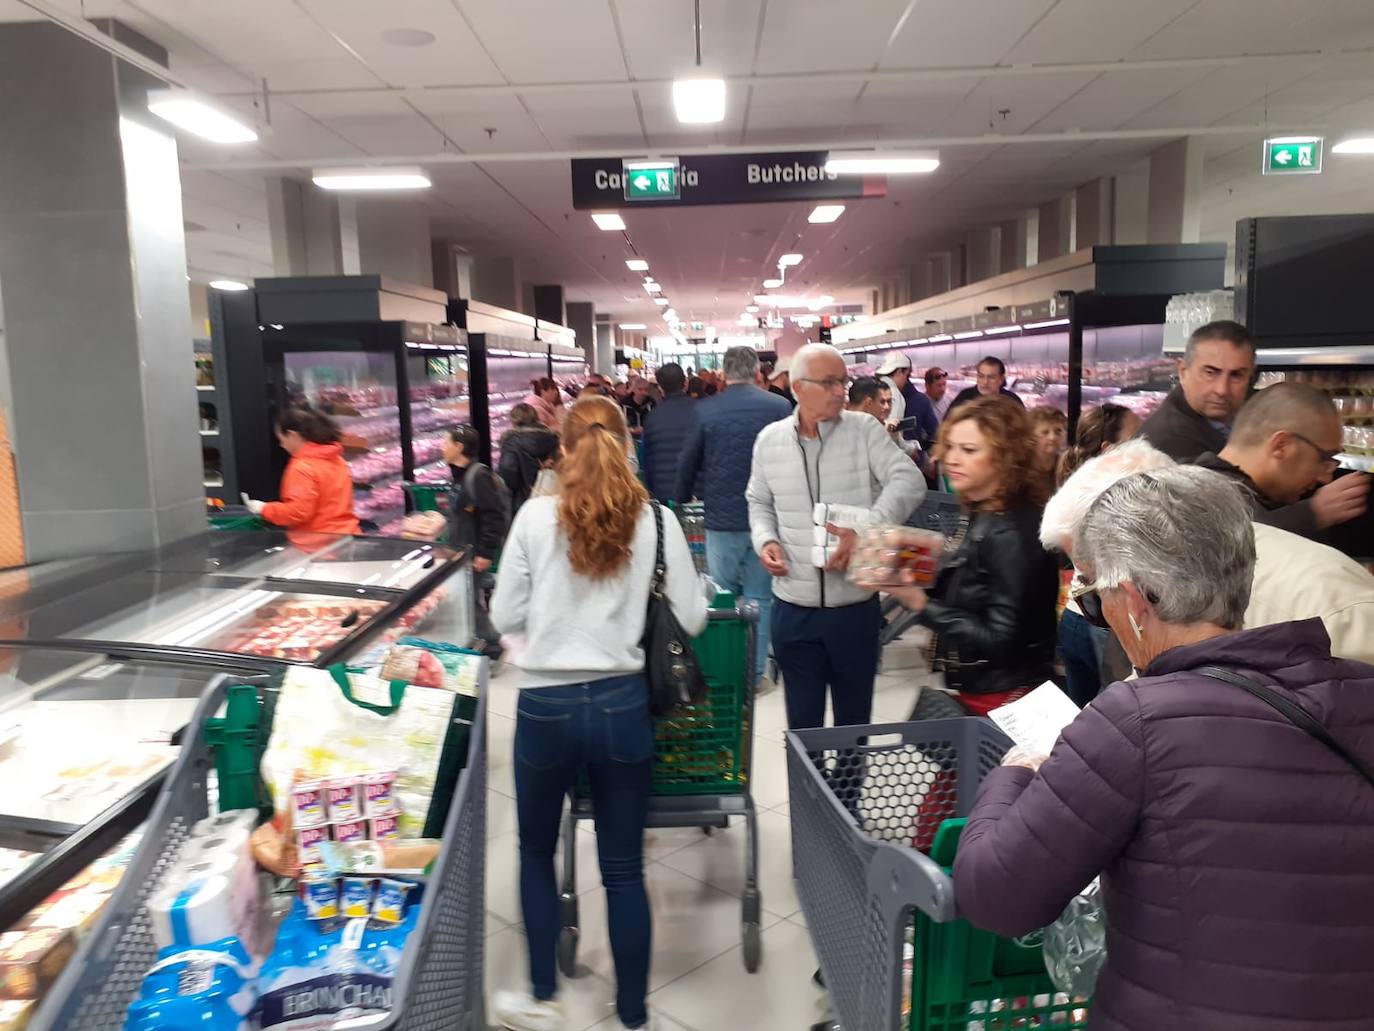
[{"left": 0, "top": 530, "right": 473, "bottom": 933}]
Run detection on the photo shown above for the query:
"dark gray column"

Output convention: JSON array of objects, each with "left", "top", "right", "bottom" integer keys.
[
  {"left": 533, "top": 285, "right": 567, "bottom": 326},
  {"left": 565, "top": 301, "right": 594, "bottom": 360},
  {"left": 0, "top": 21, "right": 204, "bottom": 561}
]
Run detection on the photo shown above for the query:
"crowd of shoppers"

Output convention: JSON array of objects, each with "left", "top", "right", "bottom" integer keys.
[{"left": 448, "top": 329, "right": 1374, "bottom": 1031}]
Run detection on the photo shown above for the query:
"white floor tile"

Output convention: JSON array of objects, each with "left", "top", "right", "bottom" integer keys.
[
  {"left": 486, "top": 925, "right": 621, "bottom": 1031},
  {"left": 658, "top": 806, "right": 800, "bottom": 920},
  {"left": 586, "top": 1013, "right": 694, "bottom": 1031},
  {"left": 572, "top": 862, "right": 782, "bottom": 993},
  {"left": 748, "top": 735, "right": 791, "bottom": 811},
  {"left": 648, "top": 918, "right": 824, "bottom": 1029},
  {"left": 488, "top": 787, "right": 518, "bottom": 839},
  {"left": 486, "top": 817, "right": 605, "bottom": 928}
]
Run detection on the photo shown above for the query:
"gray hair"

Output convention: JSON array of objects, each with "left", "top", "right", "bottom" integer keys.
[
  {"left": 1183, "top": 319, "right": 1255, "bottom": 365},
  {"left": 790, "top": 343, "right": 843, "bottom": 384},
  {"left": 1074, "top": 466, "right": 1255, "bottom": 629},
  {"left": 722, "top": 346, "right": 759, "bottom": 383},
  {"left": 1040, "top": 439, "right": 1175, "bottom": 550}
]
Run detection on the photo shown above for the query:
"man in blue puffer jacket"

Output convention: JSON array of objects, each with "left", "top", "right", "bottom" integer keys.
[{"left": 677, "top": 346, "right": 792, "bottom": 687}]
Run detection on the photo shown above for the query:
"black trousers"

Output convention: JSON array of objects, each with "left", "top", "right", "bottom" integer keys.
[{"left": 771, "top": 596, "right": 882, "bottom": 730}]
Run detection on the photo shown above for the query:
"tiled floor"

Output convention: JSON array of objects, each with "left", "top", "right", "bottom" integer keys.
[{"left": 482, "top": 633, "right": 936, "bottom": 1031}]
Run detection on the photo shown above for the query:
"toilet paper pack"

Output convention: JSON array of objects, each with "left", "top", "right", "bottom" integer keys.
[{"left": 147, "top": 810, "right": 267, "bottom": 954}]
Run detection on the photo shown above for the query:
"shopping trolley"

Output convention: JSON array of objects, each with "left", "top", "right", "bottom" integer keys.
[
  {"left": 879, "top": 493, "right": 965, "bottom": 649},
  {"left": 557, "top": 596, "right": 763, "bottom": 973},
  {"left": 30, "top": 670, "right": 490, "bottom": 1031},
  {"left": 786, "top": 718, "right": 1090, "bottom": 1031},
  {"left": 676, "top": 500, "right": 709, "bottom": 574}
]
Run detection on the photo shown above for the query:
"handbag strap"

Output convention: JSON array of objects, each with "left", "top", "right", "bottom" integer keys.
[
  {"left": 1197, "top": 665, "right": 1374, "bottom": 788},
  {"left": 648, "top": 501, "right": 666, "bottom": 598}
]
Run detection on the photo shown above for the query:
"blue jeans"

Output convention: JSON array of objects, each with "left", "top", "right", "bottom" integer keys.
[
  {"left": 771, "top": 597, "right": 881, "bottom": 730},
  {"left": 514, "top": 675, "right": 653, "bottom": 1028},
  {"left": 705, "top": 530, "right": 772, "bottom": 678},
  {"left": 1059, "top": 608, "right": 1108, "bottom": 708}
]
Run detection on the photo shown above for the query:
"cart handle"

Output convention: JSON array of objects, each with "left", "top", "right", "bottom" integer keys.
[{"left": 866, "top": 838, "right": 957, "bottom": 924}]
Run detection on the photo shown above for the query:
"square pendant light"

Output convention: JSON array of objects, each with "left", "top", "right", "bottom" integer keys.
[{"left": 673, "top": 78, "right": 726, "bottom": 124}]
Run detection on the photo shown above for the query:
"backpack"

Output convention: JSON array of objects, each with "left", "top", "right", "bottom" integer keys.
[{"left": 463, "top": 462, "right": 512, "bottom": 530}]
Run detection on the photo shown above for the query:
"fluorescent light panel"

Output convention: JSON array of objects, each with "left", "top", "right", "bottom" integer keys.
[
  {"left": 672, "top": 78, "right": 726, "bottom": 124},
  {"left": 644, "top": 282, "right": 662, "bottom": 294},
  {"left": 983, "top": 324, "right": 1023, "bottom": 335},
  {"left": 625, "top": 258, "right": 649, "bottom": 271},
  {"left": 745, "top": 305, "right": 759, "bottom": 313},
  {"left": 619, "top": 323, "right": 647, "bottom": 330},
  {"left": 209, "top": 279, "right": 250, "bottom": 291},
  {"left": 1333, "top": 136, "right": 1374, "bottom": 154},
  {"left": 825, "top": 150, "right": 940, "bottom": 175},
  {"left": 592, "top": 212, "right": 627, "bottom": 231},
  {"left": 313, "top": 166, "right": 430, "bottom": 191},
  {"left": 808, "top": 204, "right": 845, "bottom": 224},
  {"left": 953, "top": 330, "right": 984, "bottom": 340},
  {"left": 778, "top": 253, "right": 803, "bottom": 267},
  {"left": 146, "top": 89, "right": 258, "bottom": 143},
  {"left": 653, "top": 297, "right": 670, "bottom": 305},
  {"left": 762, "top": 277, "right": 784, "bottom": 289},
  {"left": 1023, "top": 318, "right": 1070, "bottom": 330}
]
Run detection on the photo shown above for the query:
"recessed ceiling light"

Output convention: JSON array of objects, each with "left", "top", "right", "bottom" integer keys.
[
  {"left": 778, "top": 253, "right": 803, "bottom": 267},
  {"left": 808, "top": 204, "right": 845, "bottom": 223},
  {"left": 209, "top": 279, "right": 250, "bottom": 291},
  {"left": 619, "top": 323, "right": 647, "bottom": 330},
  {"left": 825, "top": 150, "right": 940, "bottom": 175},
  {"left": 147, "top": 89, "right": 258, "bottom": 144},
  {"left": 626, "top": 258, "right": 649, "bottom": 271},
  {"left": 673, "top": 78, "right": 726, "bottom": 124},
  {"left": 1333, "top": 136, "right": 1374, "bottom": 154},
  {"left": 380, "top": 27, "right": 436, "bottom": 46},
  {"left": 592, "top": 212, "right": 627, "bottom": 231},
  {"left": 644, "top": 282, "right": 662, "bottom": 294},
  {"left": 763, "top": 277, "right": 784, "bottom": 289},
  {"left": 313, "top": 166, "right": 431, "bottom": 191},
  {"left": 653, "top": 297, "right": 670, "bottom": 306},
  {"left": 745, "top": 305, "right": 759, "bottom": 313}
]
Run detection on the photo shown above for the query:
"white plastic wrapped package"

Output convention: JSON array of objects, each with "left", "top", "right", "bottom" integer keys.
[
  {"left": 1043, "top": 877, "right": 1106, "bottom": 997},
  {"left": 255, "top": 896, "right": 421, "bottom": 1030}
]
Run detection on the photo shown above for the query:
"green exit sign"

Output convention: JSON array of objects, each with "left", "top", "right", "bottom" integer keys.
[
  {"left": 623, "top": 159, "right": 680, "bottom": 201},
  {"left": 1263, "top": 136, "right": 1323, "bottom": 175}
]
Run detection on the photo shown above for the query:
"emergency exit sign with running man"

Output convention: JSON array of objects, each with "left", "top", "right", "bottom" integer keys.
[
  {"left": 1263, "top": 136, "right": 1323, "bottom": 175},
  {"left": 623, "top": 160, "right": 680, "bottom": 201}
]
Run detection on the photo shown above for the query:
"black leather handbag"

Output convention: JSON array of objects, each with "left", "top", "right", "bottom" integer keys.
[{"left": 642, "top": 502, "right": 708, "bottom": 717}]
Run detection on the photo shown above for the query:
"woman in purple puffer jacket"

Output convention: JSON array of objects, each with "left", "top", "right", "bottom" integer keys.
[{"left": 953, "top": 466, "right": 1374, "bottom": 1031}]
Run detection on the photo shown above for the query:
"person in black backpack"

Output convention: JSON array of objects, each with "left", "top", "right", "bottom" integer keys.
[
  {"left": 443, "top": 425, "right": 512, "bottom": 660},
  {"left": 498, "top": 403, "right": 559, "bottom": 514}
]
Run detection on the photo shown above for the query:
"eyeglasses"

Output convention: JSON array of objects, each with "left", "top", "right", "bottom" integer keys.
[
  {"left": 1070, "top": 579, "right": 1159, "bottom": 631},
  {"left": 798, "top": 376, "right": 850, "bottom": 392},
  {"left": 1287, "top": 430, "right": 1341, "bottom": 467}
]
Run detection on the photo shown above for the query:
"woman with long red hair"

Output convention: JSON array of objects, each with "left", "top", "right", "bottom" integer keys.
[{"left": 490, "top": 395, "right": 706, "bottom": 1031}]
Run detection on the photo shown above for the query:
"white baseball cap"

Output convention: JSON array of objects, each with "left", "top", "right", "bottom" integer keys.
[
  {"left": 875, "top": 352, "right": 912, "bottom": 376},
  {"left": 769, "top": 356, "right": 791, "bottom": 381}
]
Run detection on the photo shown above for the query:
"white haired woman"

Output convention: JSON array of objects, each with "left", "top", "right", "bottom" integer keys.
[{"left": 954, "top": 465, "right": 1374, "bottom": 1031}]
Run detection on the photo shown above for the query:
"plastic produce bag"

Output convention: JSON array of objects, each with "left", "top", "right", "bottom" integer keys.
[{"left": 1043, "top": 877, "right": 1106, "bottom": 997}]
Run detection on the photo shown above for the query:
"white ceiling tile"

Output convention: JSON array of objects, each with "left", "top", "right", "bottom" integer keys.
[
  {"left": 1128, "top": 0, "right": 1353, "bottom": 59},
  {"left": 520, "top": 90, "right": 644, "bottom": 150},
  {"left": 613, "top": 0, "right": 763, "bottom": 79},
  {"left": 937, "top": 73, "right": 1096, "bottom": 136},
  {"left": 407, "top": 91, "right": 549, "bottom": 153},
  {"left": 742, "top": 81, "right": 862, "bottom": 134},
  {"left": 294, "top": 0, "right": 504, "bottom": 86},
  {"left": 453, "top": 0, "right": 628, "bottom": 83},
  {"left": 1029, "top": 66, "right": 1215, "bottom": 132},
  {"left": 1002, "top": 0, "right": 1198, "bottom": 64},
  {"left": 754, "top": 0, "right": 910, "bottom": 75},
  {"left": 883, "top": 0, "right": 1058, "bottom": 68},
  {"left": 1122, "top": 59, "right": 1327, "bottom": 129}
]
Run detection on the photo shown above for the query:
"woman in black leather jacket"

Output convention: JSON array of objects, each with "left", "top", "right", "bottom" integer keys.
[{"left": 865, "top": 397, "right": 1060, "bottom": 717}]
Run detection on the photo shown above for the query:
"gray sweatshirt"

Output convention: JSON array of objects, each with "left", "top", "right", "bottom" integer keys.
[{"left": 491, "top": 496, "right": 709, "bottom": 688}]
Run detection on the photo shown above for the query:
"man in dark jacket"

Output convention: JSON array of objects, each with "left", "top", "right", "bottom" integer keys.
[
  {"left": 640, "top": 363, "right": 698, "bottom": 502},
  {"left": 946, "top": 356, "right": 1024, "bottom": 414},
  {"left": 497, "top": 404, "right": 559, "bottom": 514},
  {"left": 678, "top": 346, "right": 792, "bottom": 686},
  {"left": 1135, "top": 319, "right": 1254, "bottom": 461},
  {"left": 443, "top": 425, "right": 510, "bottom": 660},
  {"left": 875, "top": 351, "right": 938, "bottom": 451},
  {"left": 1194, "top": 380, "right": 1369, "bottom": 542}
]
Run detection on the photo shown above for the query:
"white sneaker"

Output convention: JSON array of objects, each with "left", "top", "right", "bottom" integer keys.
[{"left": 493, "top": 990, "right": 566, "bottom": 1031}]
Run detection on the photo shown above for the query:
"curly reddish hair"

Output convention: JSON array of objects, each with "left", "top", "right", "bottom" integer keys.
[
  {"left": 557, "top": 396, "right": 648, "bottom": 578},
  {"left": 936, "top": 397, "right": 1048, "bottom": 511}
]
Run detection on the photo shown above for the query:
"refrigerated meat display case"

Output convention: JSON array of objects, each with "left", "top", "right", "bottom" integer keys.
[{"left": 0, "top": 646, "right": 257, "bottom": 930}]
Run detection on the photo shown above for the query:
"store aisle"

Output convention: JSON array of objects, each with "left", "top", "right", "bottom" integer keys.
[{"left": 483, "top": 634, "right": 934, "bottom": 1030}]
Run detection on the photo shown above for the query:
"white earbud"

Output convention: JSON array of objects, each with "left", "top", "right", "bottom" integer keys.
[{"left": 1128, "top": 612, "right": 1144, "bottom": 642}]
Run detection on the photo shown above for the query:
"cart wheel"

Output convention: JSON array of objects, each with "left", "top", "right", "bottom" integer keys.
[
  {"left": 742, "top": 921, "right": 762, "bottom": 972},
  {"left": 701, "top": 826, "right": 714, "bottom": 836},
  {"left": 558, "top": 926, "right": 579, "bottom": 977}
]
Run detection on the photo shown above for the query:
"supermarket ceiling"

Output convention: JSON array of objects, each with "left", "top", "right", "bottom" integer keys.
[{"left": 9, "top": 0, "right": 1374, "bottom": 326}]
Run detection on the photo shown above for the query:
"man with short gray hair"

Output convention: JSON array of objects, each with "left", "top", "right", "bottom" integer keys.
[{"left": 676, "top": 345, "right": 792, "bottom": 686}]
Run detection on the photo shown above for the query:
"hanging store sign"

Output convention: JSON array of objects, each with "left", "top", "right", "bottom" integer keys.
[
  {"left": 571, "top": 151, "right": 886, "bottom": 209},
  {"left": 1262, "top": 136, "right": 1323, "bottom": 175}
]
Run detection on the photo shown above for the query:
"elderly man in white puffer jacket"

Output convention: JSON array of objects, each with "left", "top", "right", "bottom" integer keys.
[{"left": 747, "top": 343, "right": 925, "bottom": 730}]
